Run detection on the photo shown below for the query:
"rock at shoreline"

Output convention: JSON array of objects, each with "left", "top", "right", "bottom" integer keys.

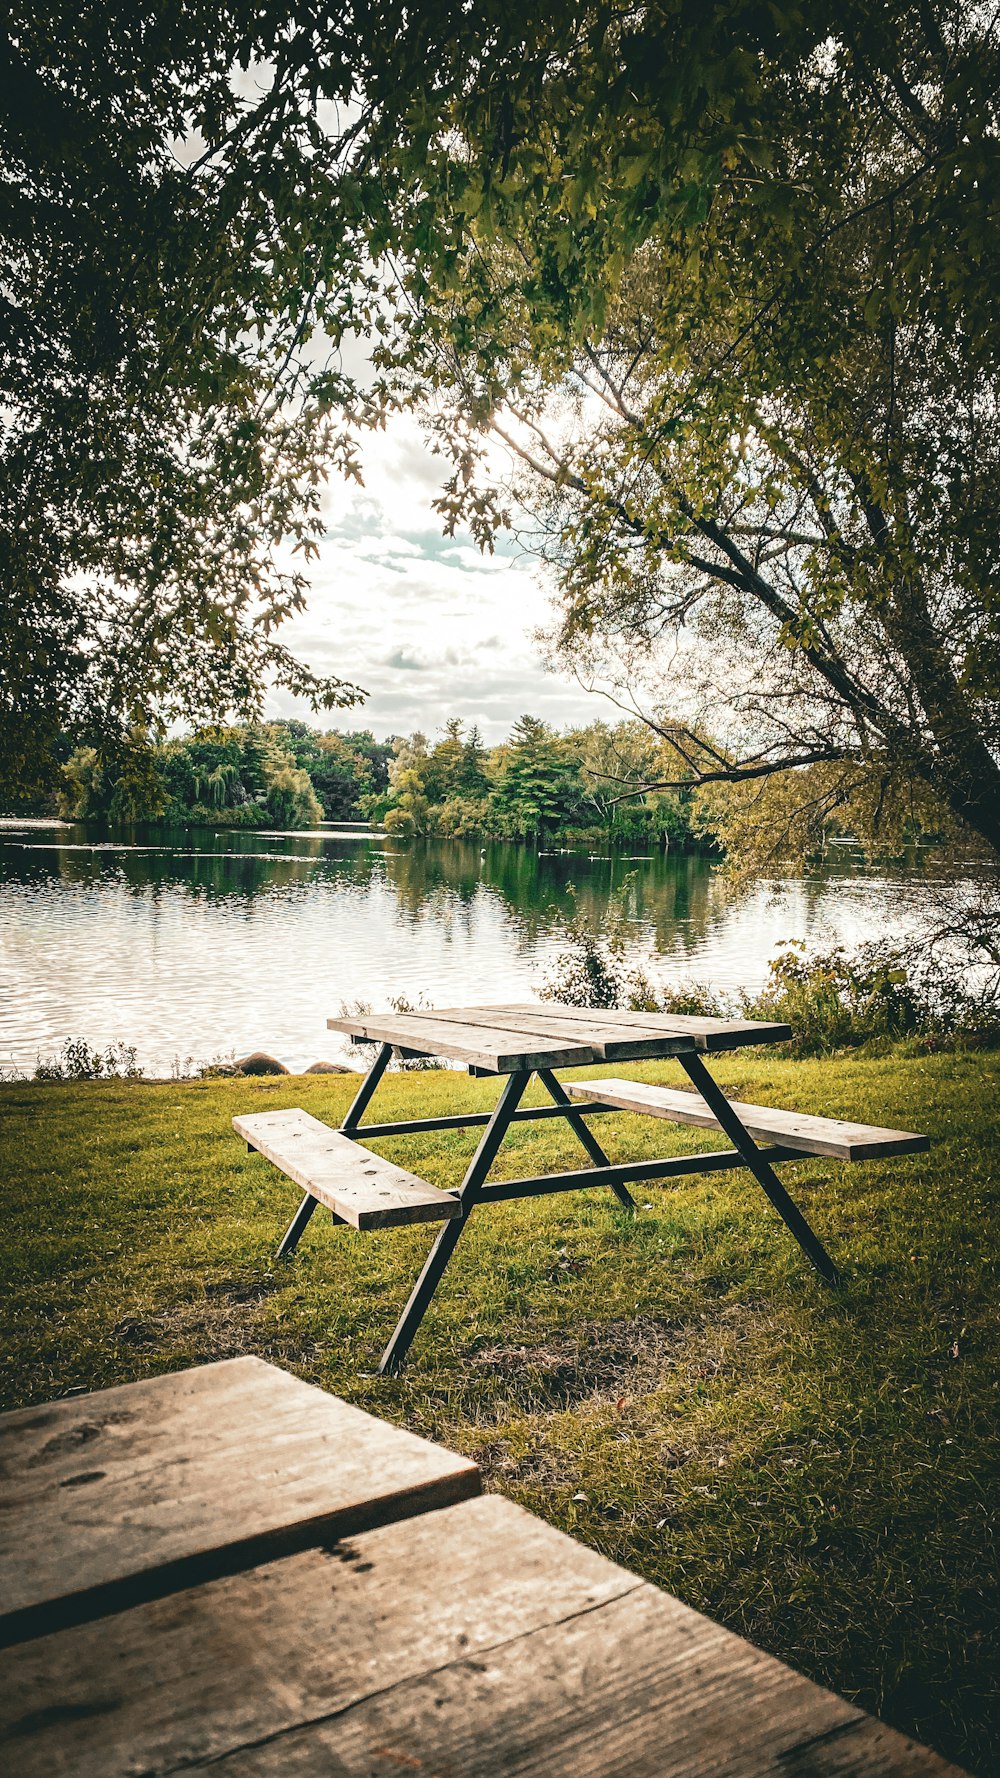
[
  {"left": 305, "top": 1060, "right": 354, "bottom": 1074},
  {"left": 236, "top": 1051, "right": 290, "bottom": 1076}
]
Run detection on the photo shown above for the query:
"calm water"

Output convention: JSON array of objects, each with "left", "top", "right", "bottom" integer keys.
[{"left": 0, "top": 819, "right": 963, "bottom": 1075}]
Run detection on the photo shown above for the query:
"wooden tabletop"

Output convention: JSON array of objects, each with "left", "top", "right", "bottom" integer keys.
[
  {"left": 2, "top": 1492, "right": 967, "bottom": 1777},
  {"left": 327, "top": 1001, "right": 791, "bottom": 1072},
  {"left": 0, "top": 1356, "right": 478, "bottom": 1645}
]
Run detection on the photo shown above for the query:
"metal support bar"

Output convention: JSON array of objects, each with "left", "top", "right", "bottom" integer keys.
[
  {"left": 478, "top": 1146, "right": 800, "bottom": 1202},
  {"left": 678, "top": 1052, "right": 840, "bottom": 1285},
  {"left": 340, "top": 1042, "right": 393, "bottom": 1132},
  {"left": 537, "top": 1069, "right": 636, "bottom": 1213},
  {"left": 276, "top": 1190, "right": 320, "bottom": 1258},
  {"left": 379, "top": 1071, "right": 531, "bottom": 1375},
  {"left": 339, "top": 1102, "right": 617, "bottom": 1139}
]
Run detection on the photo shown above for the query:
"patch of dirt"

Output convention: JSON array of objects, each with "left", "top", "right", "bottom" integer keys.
[
  {"left": 468, "top": 1315, "right": 693, "bottom": 1410},
  {"left": 203, "top": 1277, "right": 280, "bottom": 1305},
  {"left": 112, "top": 1317, "right": 162, "bottom": 1348},
  {"left": 470, "top": 1427, "right": 703, "bottom": 1498},
  {"left": 111, "top": 1277, "right": 283, "bottom": 1360}
]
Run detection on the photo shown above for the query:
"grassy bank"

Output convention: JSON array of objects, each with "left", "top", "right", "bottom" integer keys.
[{"left": 1, "top": 1052, "right": 997, "bottom": 1772}]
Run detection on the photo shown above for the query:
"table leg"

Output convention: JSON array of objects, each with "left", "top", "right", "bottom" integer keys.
[
  {"left": 536, "top": 1069, "right": 636, "bottom": 1213},
  {"left": 276, "top": 1043, "right": 394, "bottom": 1258},
  {"left": 275, "top": 1189, "right": 322, "bottom": 1258},
  {"left": 379, "top": 1071, "right": 531, "bottom": 1374},
  {"left": 341, "top": 1042, "right": 394, "bottom": 1132},
  {"left": 678, "top": 1052, "right": 840, "bottom": 1285}
]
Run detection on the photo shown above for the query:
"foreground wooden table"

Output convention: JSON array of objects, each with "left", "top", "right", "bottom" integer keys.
[
  {"left": 0, "top": 1360, "right": 965, "bottom": 1777},
  {"left": 0, "top": 1355, "right": 478, "bottom": 1644}
]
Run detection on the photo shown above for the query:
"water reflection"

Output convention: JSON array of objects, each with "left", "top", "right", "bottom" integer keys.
[{"left": 0, "top": 823, "right": 966, "bottom": 1074}]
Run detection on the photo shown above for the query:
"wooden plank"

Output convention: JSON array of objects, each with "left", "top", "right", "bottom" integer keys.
[
  {"left": 567, "top": 1077, "right": 930, "bottom": 1161},
  {"left": 326, "top": 1010, "right": 598, "bottom": 1072},
  {"left": 417, "top": 1004, "right": 698, "bottom": 1059},
  {"left": 0, "top": 1495, "right": 966, "bottom": 1778},
  {"left": 0, "top": 1357, "right": 479, "bottom": 1646},
  {"left": 485, "top": 1000, "right": 793, "bottom": 1049},
  {"left": 233, "top": 1109, "right": 460, "bottom": 1227}
]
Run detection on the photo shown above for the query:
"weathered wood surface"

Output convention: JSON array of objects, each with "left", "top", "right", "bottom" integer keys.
[
  {"left": 486, "top": 1000, "right": 794, "bottom": 1050},
  {"left": 234, "top": 1108, "right": 460, "bottom": 1227},
  {"left": 567, "top": 1078, "right": 930, "bottom": 1161},
  {"left": 421, "top": 1004, "right": 699, "bottom": 1059},
  {"left": 0, "top": 1357, "right": 478, "bottom": 1645},
  {"left": 326, "top": 1009, "right": 599, "bottom": 1071},
  {"left": 0, "top": 1494, "right": 966, "bottom": 1778}
]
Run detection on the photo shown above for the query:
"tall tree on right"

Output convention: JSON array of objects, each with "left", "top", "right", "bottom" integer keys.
[{"left": 385, "top": 2, "right": 1000, "bottom": 872}]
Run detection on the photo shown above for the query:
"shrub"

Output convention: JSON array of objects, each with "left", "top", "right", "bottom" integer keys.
[
  {"left": 743, "top": 942, "right": 916, "bottom": 1053},
  {"left": 540, "top": 877, "right": 727, "bottom": 1016},
  {"left": 34, "top": 1039, "right": 144, "bottom": 1081},
  {"left": 746, "top": 941, "right": 1000, "bottom": 1055},
  {"left": 541, "top": 926, "right": 625, "bottom": 1009},
  {"left": 538, "top": 924, "right": 1000, "bottom": 1055}
]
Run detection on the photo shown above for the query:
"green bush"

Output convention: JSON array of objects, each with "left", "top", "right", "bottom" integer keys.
[
  {"left": 746, "top": 942, "right": 918, "bottom": 1053},
  {"left": 34, "top": 1039, "right": 143, "bottom": 1082},
  {"left": 541, "top": 926, "right": 624, "bottom": 1008},
  {"left": 747, "top": 941, "right": 1000, "bottom": 1055},
  {"left": 538, "top": 926, "right": 1000, "bottom": 1055}
]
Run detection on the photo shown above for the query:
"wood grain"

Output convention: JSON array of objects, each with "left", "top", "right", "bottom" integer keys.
[
  {"left": 419, "top": 1005, "right": 699, "bottom": 1059},
  {"left": 233, "top": 1109, "right": 460, "bottom": 1226},
  {"left": 0, "top": 1357, "right": 478, "bottom": 1645},
  {"left": 567, "top": 1078, "right": 930, "bottom": 1160},
  {"left": 325, "top": 1010, "right": 598, "bottom": 1071},
  {"left": 485, "top": 1001, "right": 794, "bottom": 1050},
  {"left": 0, "top": 1495, "right": 965, "bottom": 1778}
]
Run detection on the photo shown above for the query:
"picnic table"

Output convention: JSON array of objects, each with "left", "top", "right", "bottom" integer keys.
[
  {"left": 0, "top": 1357, "right": 966, "bottom": 1776},
  {"left": 235, "top": 1002, "right": 928, "bottom": 1374}
]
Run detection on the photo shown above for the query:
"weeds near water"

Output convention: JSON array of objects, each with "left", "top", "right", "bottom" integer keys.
[
  {"left": 33, "top": 1038, "right": 144, "bottom": 1081},
  {"left": 540, "top": 918, "right": 1000, "bottom": 1056},
  {"left": 339, "top": 992, "right": 439, "bottom": 1070}
]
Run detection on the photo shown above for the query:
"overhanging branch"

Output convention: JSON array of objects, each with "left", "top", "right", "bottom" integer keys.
[{"left": 600, "top": 747, "right": 849, "bottom": 805}]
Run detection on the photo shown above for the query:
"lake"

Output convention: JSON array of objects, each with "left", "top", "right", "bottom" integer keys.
[{"left": 0, "top": 819, "right": 963, "bottom": 1076}]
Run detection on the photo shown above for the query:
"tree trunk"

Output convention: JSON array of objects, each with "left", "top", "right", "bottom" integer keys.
[{"left": 884, "top": 579, "right": 1000, "bottom": 859}]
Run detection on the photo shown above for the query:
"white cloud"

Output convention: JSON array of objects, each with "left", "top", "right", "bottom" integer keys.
[{"left": 267, "top": 413, "right": 603, "bottom": 741}]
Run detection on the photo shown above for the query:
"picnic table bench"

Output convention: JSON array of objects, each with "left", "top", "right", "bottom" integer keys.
[
  {"left": 0, "top": 1358, "right": 967, "bottom": 1777},
  {"left": 235, "top": 1002, "right": 929, "bottom": 1373}
]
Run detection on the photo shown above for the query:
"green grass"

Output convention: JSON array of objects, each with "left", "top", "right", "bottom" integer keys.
[{"left": 1, "top": 1053, "right": 997, "bottom": 1773}]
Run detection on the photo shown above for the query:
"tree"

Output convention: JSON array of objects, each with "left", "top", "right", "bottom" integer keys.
[
  {"left": 58, "top": 721, "right": 327, "bottom": 826},
  {"left": 2, "top": 0, "right": 395, "bottom": 797},
  {"left": 368, "top": 3, "right": 1000, "bottom": 871},
  {"left": 458, "top": 724, "right": 490, "bottom": 797},
  {"left": 419, "top": 719, "right": 461, "bottom": 804},
  {"left": 568, "top": 718, "right": 698, "bottom": 846},
  {"left": 490, "top": 714, "right": 589, "bottom": 839},
  {"left": 263, "top": 761, "right": 322, "bottom": 828},
  {"left": 2, "top": 0, "right": 842, "bottom": 800},
  {"left": 59, "top": 747, "right": 106, "bottom": 822},
  {"left": 9, "top": 0, "right": 998, "bottom": 870},
  {"left": 383, "top": 769, "right": 430, "bottom": 837},
  {"left": 6, "top": 1, "right": 643, "bottom": 800},
  {"left": 270, "top": 723, "right": 382, "bottom": 819}
]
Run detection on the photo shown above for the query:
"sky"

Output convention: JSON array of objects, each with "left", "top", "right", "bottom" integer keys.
[
  {"left": 266, "top": 412, "right": 609, "bottom": 745},
  {"left": 206, "top": 68, "right": 613, "bottom": 749}
]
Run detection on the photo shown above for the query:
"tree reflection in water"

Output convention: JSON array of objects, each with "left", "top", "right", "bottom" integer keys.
[{"left": 0, "top": 823, "right": 959, "bottom": 1075}]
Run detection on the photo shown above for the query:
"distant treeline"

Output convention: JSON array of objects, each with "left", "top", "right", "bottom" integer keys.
[{"left": 56, "top": 715, "right": 713, "bottom": 847}]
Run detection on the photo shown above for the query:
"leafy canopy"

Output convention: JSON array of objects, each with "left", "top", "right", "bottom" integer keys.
[
  {"left": 2, "top": 1, "right": 378, "bottom": 794},
  {"left": 5, "top": 1, "right": 997, "bottom": 873},
  {"left": 365, "top": 2, "right": 1000, "bottom": 866}
]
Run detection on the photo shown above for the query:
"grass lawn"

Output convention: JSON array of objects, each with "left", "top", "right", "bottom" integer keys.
[{"left": 1, "top": 1050, "right": 997, "bottom": 1773}]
